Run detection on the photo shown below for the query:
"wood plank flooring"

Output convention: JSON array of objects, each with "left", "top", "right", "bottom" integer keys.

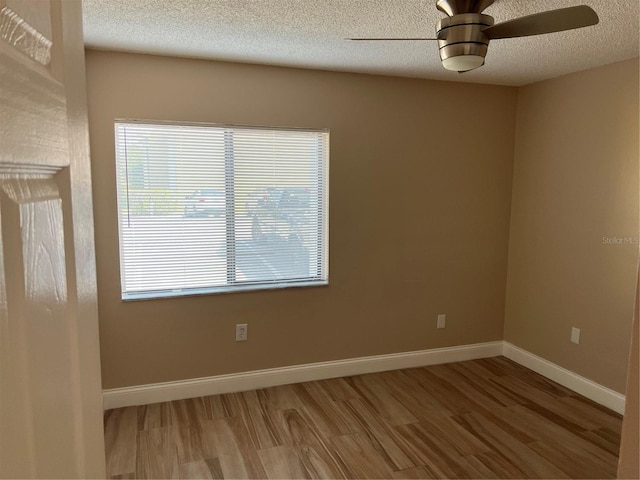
[{"left": 104, "top": 356, "right": 622, "bottom": 479}]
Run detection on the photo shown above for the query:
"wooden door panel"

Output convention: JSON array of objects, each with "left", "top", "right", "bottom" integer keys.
[
  {"left": 0, "top": 0, "right": 68, "bottom": 171},
  {"left": 1, "top": 177, "right": 80, "bottom": 476},
  {"left": 2, "top": 0, "right": 53, "bottom": 63},
  {"left": 0, "top": 0, "right": 106, "bottom": 477},
  {"left": 0, "top": 197, "right": 35, "bottom": 478}
]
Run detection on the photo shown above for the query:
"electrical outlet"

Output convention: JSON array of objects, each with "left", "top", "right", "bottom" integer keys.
[
  {"left": 571, "top": 327, "right": 580, "bottom": 344},
  {"left": 236, "top": 323, "right": 248, "bottom": 342},
  {"left": 437, "top": 314, "right": 446, "bottom": 329}
]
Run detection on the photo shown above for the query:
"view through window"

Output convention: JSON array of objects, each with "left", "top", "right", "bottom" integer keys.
[{"left": 115, "top": 121, "right": 329, "bottom": 299}]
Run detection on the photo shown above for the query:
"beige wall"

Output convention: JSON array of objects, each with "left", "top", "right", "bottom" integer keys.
[
  {"left": 504, "top": 59, "right": 639, "bottom": 393},
  {"left": 85, "top": 50, "right": 517, "bottom": 389}
]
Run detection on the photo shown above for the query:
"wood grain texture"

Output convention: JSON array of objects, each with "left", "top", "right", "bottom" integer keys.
[
  {"left": 231, "top": 389, "right": 287, "bottom": 450},
  {"left": 279, "top": 407, "right": 351, "bottom": 479},
  {"left": 0, "top": 0, "right": 52, "bottom": 65},
  {"left": 104, "top": 357, "right": 622, "bottom": 479},
  {"left": 1, "top": 176, "right": 85, "bottom": 476},
  {"left": 257, "top": 445, "right": 310, "bottom": 479},
  {"left": 342, "top": 398, "right": 416, "bottom": 471},
  {"left": 0, "top": 195, "right": 36, "bottom": 478},
  {"left": 214, "top": 417, "right": 268, "bottom": 479},
  {"left": 0, "top": 46, "right": 68, "bottom": 170},
  {"left": 104, "top": 407, "right": 137, "bottom": 476},
  {"left": 330, "top": 431, "right": 394, "bottom": 479},
  {"left": 179, "top": 459, "right": 224, "bottom": 479},
  {"left": 1, "top": 0, "right": 105, "bottom": 477}
]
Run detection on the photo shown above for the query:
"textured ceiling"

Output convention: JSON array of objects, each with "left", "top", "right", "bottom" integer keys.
[{"left": 82, "top": 0, "right": 639, "bottom": 86}]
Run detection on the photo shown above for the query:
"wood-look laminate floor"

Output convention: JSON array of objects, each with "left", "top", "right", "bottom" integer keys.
[{"left": 104, "top": 356, "right": 622, "bottom": 479}]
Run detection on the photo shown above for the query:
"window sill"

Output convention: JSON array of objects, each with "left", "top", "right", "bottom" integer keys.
[{"left": 121, "top": 279, "right": 329, "bottom": 301}]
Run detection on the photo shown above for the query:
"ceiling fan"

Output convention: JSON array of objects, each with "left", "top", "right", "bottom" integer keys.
[{"left": 349, "top": 0, "right": 599, "bottom": 72}]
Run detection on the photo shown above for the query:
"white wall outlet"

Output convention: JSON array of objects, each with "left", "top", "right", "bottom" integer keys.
[
  {"left": 236, "top": 323, "right": 248, "bottom": 342},
  {"left": 571, "top": 327, "right": 580, "bottom": 344},
  {"left": 437, "top": 314, "right": 446, "bottom": 329}
]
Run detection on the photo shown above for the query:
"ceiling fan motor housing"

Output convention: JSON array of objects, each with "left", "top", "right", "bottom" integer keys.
[
  {"left": 436, "top": 13, "right": 494, "bottom": 71},
  {"left": 436, "top": 0, "right": 495, "bottom": 16}
]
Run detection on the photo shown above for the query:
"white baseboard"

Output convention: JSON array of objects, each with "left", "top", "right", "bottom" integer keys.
[
  {"left": 102, "top": 341, "right": 503, "bottom": 410},
  {"left": 103, "top": 340, "right": 626, "bottom": 415},
  {"left": 502, "top": 342, "right": 626, "bottom": 414}
]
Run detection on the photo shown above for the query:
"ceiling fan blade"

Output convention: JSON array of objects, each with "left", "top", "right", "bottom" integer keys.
[
  {"left": 348, "top": 37, "right": 438, "bottom": 41},
  {"left": 482, "top": 5, "right": 598, "bottom": 40}
]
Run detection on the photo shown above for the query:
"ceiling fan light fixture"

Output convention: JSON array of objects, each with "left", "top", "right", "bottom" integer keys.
[
  {"left": 436, "top": 13, "right": 491, "bottom": 72},
  {"left": 442, "top": 54, "right": 485, "bottom": 72}
]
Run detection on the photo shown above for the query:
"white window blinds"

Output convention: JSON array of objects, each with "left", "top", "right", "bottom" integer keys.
[{"left": 115, "top": 121, "right": 329, "bottom": 299}]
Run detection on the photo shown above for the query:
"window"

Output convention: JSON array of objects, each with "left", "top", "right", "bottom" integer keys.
[{"left": 115, "top": 121, "right": 329, "bottom": 299}]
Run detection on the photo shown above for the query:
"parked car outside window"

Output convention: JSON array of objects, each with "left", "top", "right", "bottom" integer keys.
[
  {"left": 240, "top": 186, "right": 312, "bottom": 279},
  {"left": 245, "top": 187, "right": 311, "bottom": 239},
  {"left": 184, "top": 189, "right": 225, "bottom": 217}
]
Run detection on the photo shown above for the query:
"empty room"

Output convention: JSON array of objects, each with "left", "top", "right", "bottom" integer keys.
[{"left": 0, "top": 0, "right": 638, "bottom": 479}]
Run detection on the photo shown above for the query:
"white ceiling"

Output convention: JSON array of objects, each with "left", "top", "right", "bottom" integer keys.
[{"left": 82, "top": 0, "right": 639, "bottom": 86}]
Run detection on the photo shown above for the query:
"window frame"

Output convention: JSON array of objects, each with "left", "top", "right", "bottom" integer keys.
[{"left": 114, "top": 119, "right": 330, "bottom": 300}]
